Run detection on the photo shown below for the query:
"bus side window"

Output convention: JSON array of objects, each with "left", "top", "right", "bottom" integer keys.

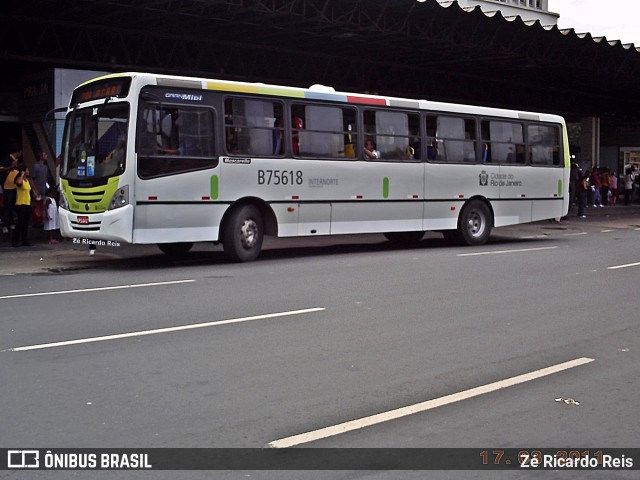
[
  {"left": 363, "top": 110, "right": 420, "bottom": 161},
  {"left": 425, "top": 115, "right": 439, "bottom": 161},
  {"left": 528, "top": 124, "right": 561, "bottom": 166},
  {"left": 294, "top": 104, "right": 356, "bottom": 159},
  {"left": 409, "top": 113, "right": 421, "bottom": 160},
  {"left": 224, "top": 97, "right": 284, "bottom": 157},
  {"left": 481, "top": 120, "right": 524, "bottom": 164},
  {"left": 430, "top": 115, "right": 477, "bottom": 163},
  {"left": 137, "top": 106, "right": 215, "bottom": 179}
]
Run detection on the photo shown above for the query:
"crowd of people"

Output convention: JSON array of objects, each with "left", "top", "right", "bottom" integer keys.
[
  {"left": 0, "top": 145, "right": 59, "bottom": 247},
  {"left": 571, "top": 165, "right": 639, "bottom": 218}
]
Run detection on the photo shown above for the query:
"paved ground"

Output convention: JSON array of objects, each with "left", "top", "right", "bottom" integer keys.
[{"left": 1, "top": 204, "right": 639, "bottom": 276}]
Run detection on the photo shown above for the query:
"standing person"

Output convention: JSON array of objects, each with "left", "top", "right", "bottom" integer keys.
[
  {"left": 0, "top": 146, "right": 20, "bottom": 234},
  {"left": 623, "top": 168, "right": 634, "bottom": 205},
  {"left": 569, "top": 164, "right": 579, "bottom": 207},
  {"left": 590, "top": 169, "right": 602, "bottom": 207},
  {"left": 44, "top": 187, "right": 59, "bottom": 244},
  {"left": 31, "top": 151, "right": 50, "bottom": 225},
  {"left": 600, "top": 168, "right": 610, "bottom": 206},
  {"left": 609, "top": 172, "right": 618, "bottom": 207},
  {"left": 12, "top": 163, "right": 32, "bottom": 247},
  {"left": 577, "top": 170, "right": 589, "bottom": 218}
]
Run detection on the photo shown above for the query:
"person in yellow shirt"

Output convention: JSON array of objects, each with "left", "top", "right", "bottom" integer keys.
[
  {"left": 1, "top": 147, "right": 21, "bottom": 233},
  {"left": 12, "top": 164, "right": 33, "bottom": 247}
]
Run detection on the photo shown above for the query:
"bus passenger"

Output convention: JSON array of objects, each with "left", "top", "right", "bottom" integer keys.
[
  {"left": 410, "top": 132, "right": 421, "bottom": 160},
  {"left": 273, "top": 117, "right": 284, "bottom": 155},
  {"left": 292, "top": 116, "right": 303, "bottom": 155},
  {"left": 427, "top": 140, "right": 438, "bottom": 160},
  {"left": 101, "top": 137, "right": 126, "bottom": 176},
  {"left": 364, "top": 139, "right": 380, "bottom": 159}
]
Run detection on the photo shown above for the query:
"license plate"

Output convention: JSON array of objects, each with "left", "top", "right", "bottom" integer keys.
[{"left": 77, "top": 216, "right": 89, "bottom": 225}]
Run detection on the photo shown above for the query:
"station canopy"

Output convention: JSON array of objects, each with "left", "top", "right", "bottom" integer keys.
[{"left": 3, "top": 0, "right": 640, "bottom": 120}]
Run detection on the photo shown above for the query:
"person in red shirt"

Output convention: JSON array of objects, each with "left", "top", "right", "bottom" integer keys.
[
  {"left": 600, "top": 168, "right": 610, "bottom": 206},
  {"left": 291, "top": 116, "right": 303, "bottom": 156},
  {"left": 590, "top": 170, "right": 602, "bottom": 207},
  {"left": 610, "top": 171, "right": 618, "bottom": 206}
]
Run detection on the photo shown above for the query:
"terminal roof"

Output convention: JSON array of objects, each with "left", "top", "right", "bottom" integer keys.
[{"left": 3, "top": 0, "right": 640, "bottom": 120}]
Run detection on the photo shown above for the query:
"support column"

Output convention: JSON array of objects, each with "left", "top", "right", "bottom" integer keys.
[{"left": 580, "top": 116, "right": 600, "bottom": 169}]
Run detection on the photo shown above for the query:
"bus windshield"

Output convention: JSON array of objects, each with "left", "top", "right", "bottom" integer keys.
[{"left": 61, "top": 103, "right": 129, "bottom": 181}]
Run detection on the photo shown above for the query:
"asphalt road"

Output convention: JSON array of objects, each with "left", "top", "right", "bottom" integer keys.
[{"left": 1, "top": 213, "right": 639, "bottom": 480}]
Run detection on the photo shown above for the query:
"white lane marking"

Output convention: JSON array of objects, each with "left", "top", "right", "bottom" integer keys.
[
  {"left": 601, "top": 229, "right": 614, "bottom": 233},
  {"left": 457, "top": 246, "right": 558, "bottom": 257},
  {"left": 268, "top": 357, "right": 594, "bottom": 448},
  {"left": 608, "top": 262, "right": 640, "bottom": 270},
  {"left": 564, "top": 232, "right": 588, "bottom": 236},
  {"left": 4, "top": 308, "right": 325, "bottom": 352},
  {"left": 0, "top": 280, "right": 196, "bottom": 300}
]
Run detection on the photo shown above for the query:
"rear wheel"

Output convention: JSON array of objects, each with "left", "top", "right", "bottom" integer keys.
[
  {"left": 157, "top": 242, "right": 194, "bottom": 256},
  {"left": 457, "top": 200, "right": 492, "bottom": 246},
  {"left": 222, "top": 204, "right": 264, "bottom": 262},
  {"left": 383, "top": 231, "right": 425, "bottom": 244}
]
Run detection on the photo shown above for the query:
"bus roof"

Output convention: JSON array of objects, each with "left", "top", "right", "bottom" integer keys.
[{"left": 85, "top": 72, "right": 565, "bottom": 124}]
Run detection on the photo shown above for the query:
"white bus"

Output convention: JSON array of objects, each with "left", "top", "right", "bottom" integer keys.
[{"left": 59, "top": 73, "right": 570, "bottom": 261}]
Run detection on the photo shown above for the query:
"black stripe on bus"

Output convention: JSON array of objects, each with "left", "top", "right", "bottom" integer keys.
[{"left": 136, "top": 197, "right": 563, "bottom": 206}]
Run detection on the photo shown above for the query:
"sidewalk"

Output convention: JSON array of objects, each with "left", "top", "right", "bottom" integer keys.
[
  {"left": 563, "top": 203, "right": 640, "bottom": 228},
  {"left": 0, "top": 226, "right": 154, "bottom": 276},
  {"left": 1, "top": 204, "right": 639, "bottom": 276}
]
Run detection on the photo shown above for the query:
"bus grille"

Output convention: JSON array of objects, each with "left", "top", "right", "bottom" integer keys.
[
  {"left": 70, "top": 219, "right": 102, "bottom": 232},
  {"left": 70, "top": 189, "right": 106, "bottom": 203}
]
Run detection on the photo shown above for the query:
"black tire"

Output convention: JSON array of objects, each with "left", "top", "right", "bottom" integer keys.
[
  {"left": 221, "top": 204, "right": 264, "bottom": 262},
  {"left": 157, "top": 242, "right": 194, "bottom": 256},
  {"left": 383, "top": 231, "right": 425, "bottom": 244},
  {"left": 457, "top": 200, "right": 492, "bottom": 246}
]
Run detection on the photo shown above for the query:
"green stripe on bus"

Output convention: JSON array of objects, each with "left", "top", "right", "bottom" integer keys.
[
  {"left": 211, "top": 175, "right": 219, "bottom": 200},
  {"left": 383, "top": 177, "right": 389, "bottom": 199},
  {"left": 558, "top": 179, "right": 563, "bottom": 197}
]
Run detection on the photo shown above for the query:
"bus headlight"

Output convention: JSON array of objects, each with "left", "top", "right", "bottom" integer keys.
[
  {"left": 59, "top": 190, "right": 69, "bottom": 210},
  {"left": 108, "top": 185, "right": 129, "bottom": 210}
]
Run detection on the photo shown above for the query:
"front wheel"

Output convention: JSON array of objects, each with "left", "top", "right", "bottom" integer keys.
[
  {"left": 222, "top": 204, "right": 264, "bottom": 262},
  {"left": 457, "top": 200, "right": 492, "bottom": 246}
]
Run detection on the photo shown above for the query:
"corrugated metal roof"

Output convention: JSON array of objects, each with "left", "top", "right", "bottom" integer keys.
[
  {"left": 1, "top": 0, "right": 639, "bottom": 120},
  {"left": 443, "top": 0, "right": 639, "bottom": 52}
]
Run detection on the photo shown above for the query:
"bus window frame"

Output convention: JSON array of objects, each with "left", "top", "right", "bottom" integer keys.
[
  {"left": 479, "top": 118, "right": 526, "bottom": 166},
  {"left": 223, "top": 95, "right": 286, "bottom": 159},
  {"left": 290, "top": 101, "right": 359, "bottom": 161},
  {"left": 136, "top": 101, "right": 219, "bottom": 180},
  {"left": 527, "top": 122, "right": 563, "bottom": 168},
  {"left": 61, "top": 102, "right": 130, "bottom": 182},
  {"left": 362, "top": 108, "right": 422, "bottom": 163},
  {"left": 424, "top": 113, "right": 479, "bottom": 165}
]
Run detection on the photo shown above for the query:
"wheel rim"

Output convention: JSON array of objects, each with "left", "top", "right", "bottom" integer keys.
[
  {"left": 467, "top": 210, "right": 486, "bottom": 238},
  {"left": 240, "top": 218, "right": 259, "bottom": 249}
]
